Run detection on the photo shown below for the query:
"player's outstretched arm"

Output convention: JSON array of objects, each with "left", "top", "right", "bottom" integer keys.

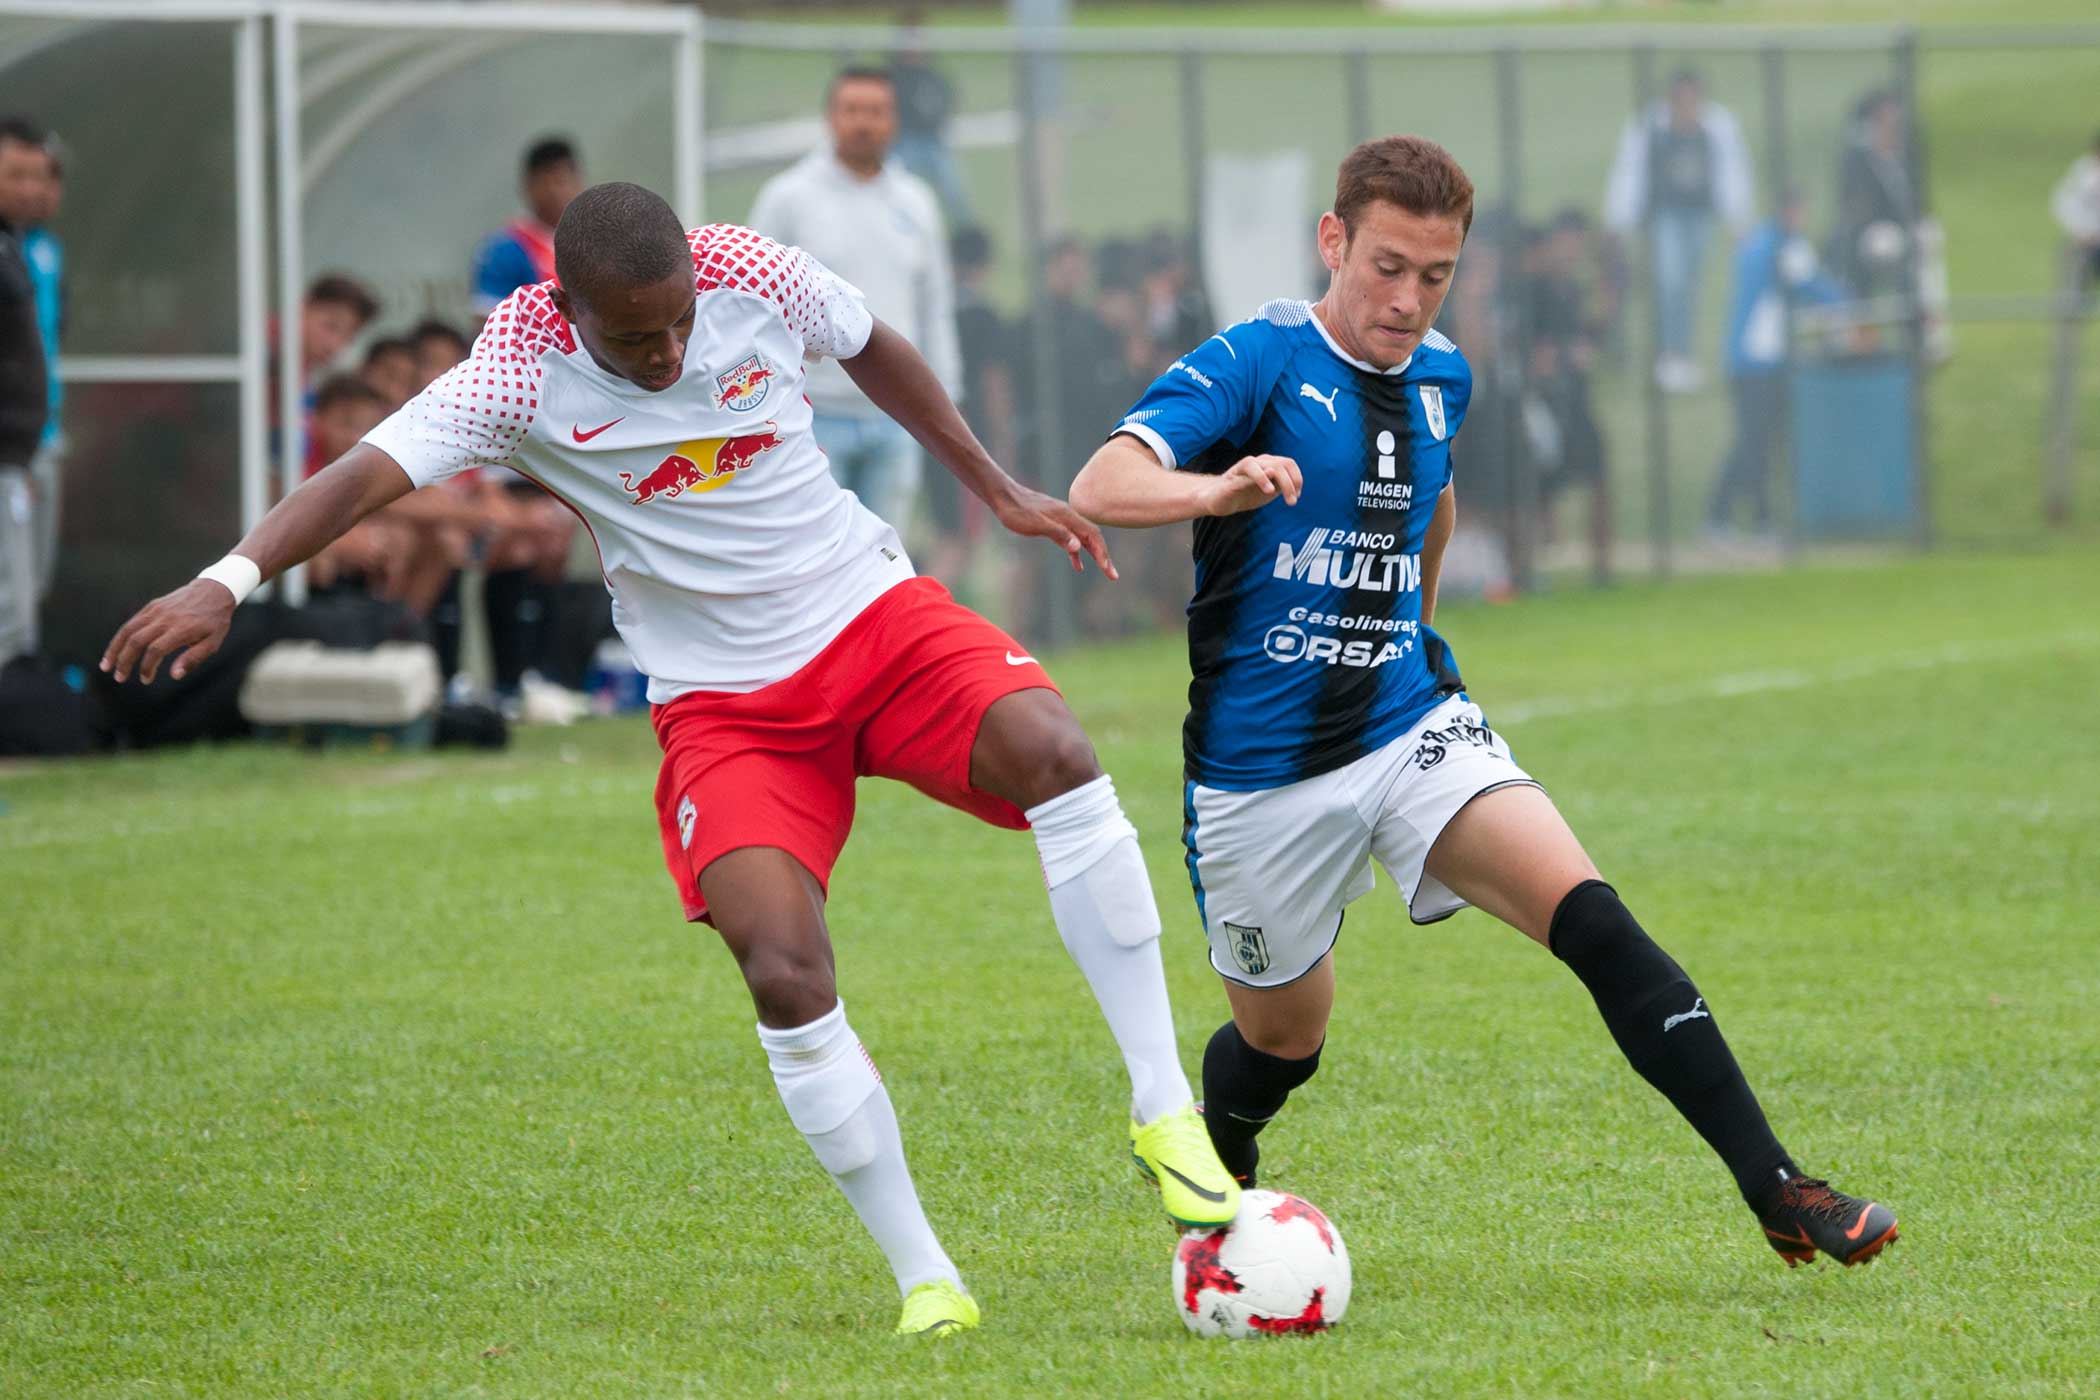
[
  {"left": 101, "top": 445, "right": 416, "bottom": 684},
  {"left": 1069, "top": 436, "right": 1302, "bottom": 528},
  {"left": 841, "top": 318, "right": 1115, "bottom": 578}
]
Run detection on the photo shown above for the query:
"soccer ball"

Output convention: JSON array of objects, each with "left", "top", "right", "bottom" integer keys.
[{"left": 1172, "top": 1189, "right": 1351, "bottom": 1337}]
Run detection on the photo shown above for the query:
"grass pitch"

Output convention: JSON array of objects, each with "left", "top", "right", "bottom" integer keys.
[{"left": 5, "top": 545, "right": 2098, "bottom": 1397}]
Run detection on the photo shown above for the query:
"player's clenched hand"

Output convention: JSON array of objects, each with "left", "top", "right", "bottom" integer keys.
[
  {"left": 1206, "top": 454, "right": 1303, "bottom": 516},
  {"left": 995, "top": 484, "right": 1119, "bottom": 579},
  {"left": 100, "top": 579, "right": 239, "bottom": 684}
]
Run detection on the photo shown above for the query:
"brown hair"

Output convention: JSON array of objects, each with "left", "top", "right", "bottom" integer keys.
[
  {"left": 305, "top": 273, "right": 380, "bottom": 326},
  {"left": 1334, "top": 136, "right": 1474, "bottom": 238}
]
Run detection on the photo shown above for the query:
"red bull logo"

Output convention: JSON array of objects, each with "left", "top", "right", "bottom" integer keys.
[
  {"left": 618, "top": 424, "right": 783, "bottom": 504},
  {"left": 714, "top": 353, "right": 777, "bottom": 412}
]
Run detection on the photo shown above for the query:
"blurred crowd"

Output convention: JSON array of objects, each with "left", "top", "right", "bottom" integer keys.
[{"left": 10, "top": 49, "right": 2100, "bottom": 725}]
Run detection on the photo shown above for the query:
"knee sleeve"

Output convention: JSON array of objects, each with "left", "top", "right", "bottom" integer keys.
[{"left": 757, "top": 1001, "right": 883, "bottom": 1141}]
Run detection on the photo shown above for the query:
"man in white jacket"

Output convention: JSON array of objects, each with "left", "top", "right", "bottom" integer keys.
[
  {"left": 1602, "top": 69, "right": 1754, "bottom": 394},
  {"left": 751, "top": 67, "right": 960, "bottom": 540}
]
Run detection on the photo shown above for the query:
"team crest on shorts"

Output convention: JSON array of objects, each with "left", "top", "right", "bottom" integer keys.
[
  {"left": 1225, "top": 921, "right": 1271, "bottom": 977},
  {"left": 714, "top": 353, "right": 776, "bottom": 412},
  {"left": 677, "top": 794, "right": 697, "bottom": 850}
]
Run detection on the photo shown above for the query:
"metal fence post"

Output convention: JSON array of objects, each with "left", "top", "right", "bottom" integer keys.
[
  {"left": 1896, "top": 26, "right": 1933, "bottom": 548},
  {"left": 2044, "top": 245, "right": 2087, "bottom": 526},
  {"left": 1015, "top": 42, "right": 1072, "bottom": 646},
  {"left": 1346, "top": 49, "right": 1371, "bottom": 148},
  {"left": 1494, "top": 44, "right": 1535, "bottom": 593},
  {"left": 1762, "top": 43, "right": 1799, "bottom": 558},
  {"left": 1181, "top": 50, "right": 1207, "bottom": 277},
  {"left": 1634, "top": 44, "right": 1671, "bottom": 577}
]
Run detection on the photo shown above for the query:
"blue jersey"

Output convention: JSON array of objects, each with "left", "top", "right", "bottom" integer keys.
[{"left": 1115, "top": 299, "right": 1471, "bottom": 791}]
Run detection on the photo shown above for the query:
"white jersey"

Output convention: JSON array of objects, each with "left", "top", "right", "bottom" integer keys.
[{"left": 363, "top": 224, "right": 915, "bottom": 700}]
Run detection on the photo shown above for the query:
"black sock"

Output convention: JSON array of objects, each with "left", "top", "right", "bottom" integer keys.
[
  {"left": 431, "top": 573, "right": 463, "bottom": 682},
  {"left": 483, "top": 568, "right": 533, "bottom": 693},
  {"left": 1201, "top": 1021, "right": 1322, "bottom": 1181},
  {"left": 1550, "top": 880, "right": 1796, "bottom": 1215}
]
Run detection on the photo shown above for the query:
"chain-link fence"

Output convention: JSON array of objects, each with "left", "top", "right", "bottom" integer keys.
[
  {"left": 8, "top": 6, "right": 2095, "bottom": 666},
  {"left": 710, "top": 18, "right": 2098, "bottom": 646}
]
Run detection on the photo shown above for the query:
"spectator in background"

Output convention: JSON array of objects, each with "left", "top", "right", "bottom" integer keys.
[
  {"left": 409, "top": 319, "right": 472, "bottom": 393},
  {"left": 466, "top": 142, "right": 587, "bottom": 713},
  {"left": 888, "top": 6, "right": 970, "bottom": 222},
  {"left": 305, "top": 375, "right": 466, "bottom": 617},
  {"left": 20, "top": 126, "right": 63, "bottom": 615},
  {"left": 301, "top": 274, "right": 379, "bottom": 382},
  {"left": 1603, "top": 68, "right": 1754, "bottom": 394},
  {"left": 750, "top": 66, "right": 958, "bottom": 539},
  {"left": 1519, "top": 211, "right": 1613, "bottom": 581},
  {"left": 1707, "top": 187, "right": 1848, "bottom": 543},
  {"left": 1138, "top": 228, "right": 1212, "bottom": 371},
  {"left": 2050, "top": 128, "right": 2100, "bottom": 290},
  {"left": 1831, "top": 88, "right": 1950, "bottom": 362},
  {"left": 0, "top": 115, "right": 50, "bottom": 667},
  {"left": 471, "top": 136, "right": 582, "bottom": 316},
  {"left": 360, "top": 336, "right": 418, "bottom": 410}
]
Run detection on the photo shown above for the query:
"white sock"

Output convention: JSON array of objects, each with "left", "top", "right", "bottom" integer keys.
[
  {"left": 757, "top": 1002, "right": 960, "bottom": 1298},
  {"left": 1027, "top": 774, "right": 1195, "bottom": 1124}
]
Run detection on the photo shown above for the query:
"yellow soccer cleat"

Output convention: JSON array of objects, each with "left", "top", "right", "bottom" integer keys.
[
  {"left": 895, "top": 1279, "right": 980, "bottom": 1337},
  {"left": 1129, "top": 1101, "right": 1241, "bottom": 1229}
]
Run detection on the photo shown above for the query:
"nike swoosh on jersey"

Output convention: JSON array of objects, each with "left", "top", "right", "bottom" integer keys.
[{"left": 571, "top": 417, "right": 625, "bottom": 443}]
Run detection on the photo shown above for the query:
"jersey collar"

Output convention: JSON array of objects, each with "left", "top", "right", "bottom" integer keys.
[{"left": 1308, "top": 300, "right": 1413, "bottom": 377}]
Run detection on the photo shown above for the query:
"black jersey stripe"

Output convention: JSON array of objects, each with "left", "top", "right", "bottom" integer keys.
[
  {"left": 1289, "top": 372, "right": 1421, "bottom": 778},
  {"left": 1182, "top": 434, "right": 1258, "bottom": 776}
]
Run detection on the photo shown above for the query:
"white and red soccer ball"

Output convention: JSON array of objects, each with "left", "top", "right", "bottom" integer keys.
[{"left": 1172, "top": 1189, "right": 1351, "bottom": 1338}]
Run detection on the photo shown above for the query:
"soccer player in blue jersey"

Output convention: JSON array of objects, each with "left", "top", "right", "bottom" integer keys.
[{"left": 1070, "top": 137, "right": 1898, "bottom": 1268}]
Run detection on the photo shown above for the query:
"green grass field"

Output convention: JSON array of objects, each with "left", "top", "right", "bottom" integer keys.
[{"left": 5, "top": 545, "right": 2097, "bottom": 1397}]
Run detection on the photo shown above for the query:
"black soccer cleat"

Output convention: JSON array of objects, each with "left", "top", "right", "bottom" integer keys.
[
  {"left": 1758, "top": 1176, "right": 1899, "bottom": 1267},
  {"left": 1195, "top": 1101, "right": 1259, "bottom": 1190}
]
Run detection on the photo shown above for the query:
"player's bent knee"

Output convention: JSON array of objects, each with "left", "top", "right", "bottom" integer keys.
[
  {"left": 1028, "top": 725, "right": 1103, "bottom": 805},
  {"left": 738, "top": 948, "right": 838, "bottom": 1028}
]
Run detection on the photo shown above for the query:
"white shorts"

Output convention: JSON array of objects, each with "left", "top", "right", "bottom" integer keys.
[{"left": 1180, "top": 695, "right": 1538, "bottom": 988}]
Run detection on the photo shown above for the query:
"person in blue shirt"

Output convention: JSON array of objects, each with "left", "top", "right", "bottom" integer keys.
[
  {"left": 1070, "top": 136, "right": 1898, "bottom": 1269},
  {"left": 1707, "top": 188, "right": 1849, "bottom": 536},
  {"left": 470, "top": 137, "right": 582, "bottom": 316}
]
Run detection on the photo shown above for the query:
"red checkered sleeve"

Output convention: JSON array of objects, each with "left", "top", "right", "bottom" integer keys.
[
  {"left": 689, "top": 224, "right": 874, "bottom": 360},
  {"left": 362, "top": 285, "right": 571, "bottom": 487}
]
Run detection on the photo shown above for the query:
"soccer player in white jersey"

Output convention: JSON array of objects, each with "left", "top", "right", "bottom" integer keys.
[
  {"left": 1069, "top": 138, "right": 1898, "bottom": 1270},
  {"left": 102, "top": 183, "right": 1238, "bottom": 1336}
]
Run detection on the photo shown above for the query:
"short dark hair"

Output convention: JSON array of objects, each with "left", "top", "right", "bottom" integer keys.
[
  {"left": 0, "top": 114, "right": 45, "bottom": 151},
  {"left": 553, "top": 182, "right": 689, "bottom": 308},
  {"left": 828, "top": 65, "right": 894, "bottom": 104},
  {"left": 313, "top": 372, "right": 385, "bottom": 413},
  {"left": 524, "top": 136, "right": 577, "bottom": 178},
  {"left": 306, "top": 274, "right": 380, "bottom": 325},
  {"left": 362, "top": 336, "right": 413, "bottom": 366},
  {"left": 1334, "top": 136, "right": 1474, "bottom": 239},
  {"left": 1668, "top": 67, "right": 1704, "bottom": 92},
  {"left": 410, "top": 318, "right": 469, "bottom": 353}
]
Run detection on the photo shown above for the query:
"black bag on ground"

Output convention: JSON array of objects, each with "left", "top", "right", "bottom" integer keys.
[{"left": 0, "top": 656, "right": 96, "bottom": 756}]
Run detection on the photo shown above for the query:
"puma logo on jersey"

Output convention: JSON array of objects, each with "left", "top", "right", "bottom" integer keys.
[
  {"left": 1663, "top": 997, "right": 1710, "bottom": 1032},
  {"left": 1299, "top": 383, "right": 1339, "bottom": 421}
]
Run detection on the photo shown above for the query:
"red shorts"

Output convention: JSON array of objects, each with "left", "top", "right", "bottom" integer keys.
[{"left": 651, "top": 577, "right": 1058, "bottom": 921}]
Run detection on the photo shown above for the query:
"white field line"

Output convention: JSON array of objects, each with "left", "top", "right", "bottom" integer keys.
[{"left": 1492, "top": 631, "right": 2100, "bottom": 726}]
